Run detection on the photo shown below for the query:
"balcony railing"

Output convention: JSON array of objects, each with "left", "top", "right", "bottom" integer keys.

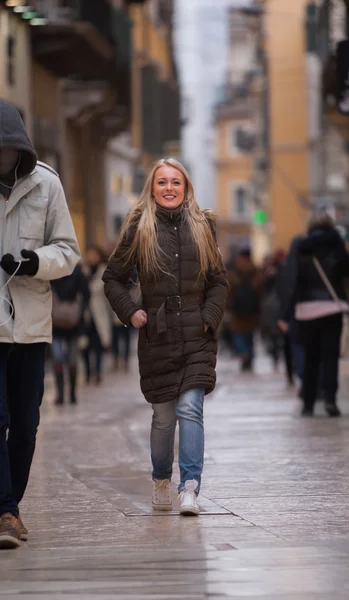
[{"left": 35, "top": 0, "right": 131, "bottom": 67}]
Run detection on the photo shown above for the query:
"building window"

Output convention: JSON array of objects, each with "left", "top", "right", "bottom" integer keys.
[
  {"left": 230, "top": 182, "right": 250, "bottom": 220},
  {"left": 7, "top": 36, "right": 16, "bottom": 87},
  {"left": 235, "top": 186, "right": 247, "bottom": 216},
  {"left": 228, "top": 122, "right": 255, "bottom": 155}
]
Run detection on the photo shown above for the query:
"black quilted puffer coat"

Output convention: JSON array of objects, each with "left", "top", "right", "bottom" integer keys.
[{"left": 103, "top": 205, "right": 229, "bottom": 404}]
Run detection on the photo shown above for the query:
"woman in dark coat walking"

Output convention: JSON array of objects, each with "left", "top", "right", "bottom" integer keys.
[
  {"left": 279, "top": 212, "right": 349, "bottom": 417},
  {"left": 226, "top": 248, "right": 264, "bottom": 371},
  {"left": 103, "top": 158, "right": 228, "bottom": 516}
]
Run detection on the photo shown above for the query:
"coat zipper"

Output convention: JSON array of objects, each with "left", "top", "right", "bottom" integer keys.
[{"left": 176, "top": 220, "right": 184, "bottom": 355}]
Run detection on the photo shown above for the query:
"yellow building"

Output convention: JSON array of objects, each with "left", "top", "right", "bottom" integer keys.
[
  {"left": 215, "top": 102, "right": 254, "bottom": 261},
  {"left": 0, "top": 6, "right": 33, "bottom": 134},
  {"left": 129, "top": 0, "right": 180, "bottom": 169},
  {"left": 214, "top": 6, "right": 266, "bottom": 262},
  {"left": 263, "top": 0, "right": 310, "bottom": 250},
  {"left": 29, "top": 0, "right": 135, "bottom": 250}
]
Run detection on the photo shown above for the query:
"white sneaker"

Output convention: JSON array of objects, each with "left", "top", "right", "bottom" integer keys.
[
  {"left": 179, "top": 480, "right": 200, "bottom": 516},
  {"left": 152, "top": 479, "right": 172, "bottom": 511}
]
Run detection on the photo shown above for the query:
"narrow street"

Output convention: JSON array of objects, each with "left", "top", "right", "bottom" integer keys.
[{"left": 2, "top": 349, "right": 349, "bottom": 599}]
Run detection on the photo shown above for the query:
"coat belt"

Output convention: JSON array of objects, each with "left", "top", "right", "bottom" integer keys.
[{"left": 155, "top": 294, "right": 204, "bottom": 334}]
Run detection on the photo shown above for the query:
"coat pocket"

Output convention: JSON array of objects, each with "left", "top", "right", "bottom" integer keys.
[
  {"left": 145, "top": 308, "right": 168, "bottom": 344},
  {"left": 19, "top": 197, "right": 47, "bottom": 241}
]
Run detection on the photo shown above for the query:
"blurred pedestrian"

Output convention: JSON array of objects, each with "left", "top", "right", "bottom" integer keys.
[
  {"left": 227, "top": 247, "right": 264, "bottom": 371},
  {"left": 83, "top": 246, "right": 112, "bottom": 385},
  {"left": 103, "top": 158, "right": 228, "bottom": 516},
  {"left": 112, "top": 313, "right": 131, "bottom": 371},
  {"left": 51, "top": 264, "right": 90, "bottom": 405},
  {"left": 0, "top": 99, "right": 79, "bottom": 548},
  {"left": 261, "top": 250, "right": 294, "bottom": 385},
  {"left": 279, "top": 212, "right": 349, "bottom": 417}
]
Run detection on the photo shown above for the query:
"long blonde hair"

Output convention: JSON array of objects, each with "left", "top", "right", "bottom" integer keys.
[{"left": 119, "top": 158, "right": 220, "bottom": 278}]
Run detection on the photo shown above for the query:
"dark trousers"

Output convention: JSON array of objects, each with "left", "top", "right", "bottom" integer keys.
[
  {"left": 283, "top": 334, "right": 294, "bottom": 384},
  {"left": 234, "top": 333, "right": 254, "bottom": 370},
  {"left": 289, "top": 318, "right": 305, "bottom": 380},
  {"left": 234, "top": 333, "right": 254, "bottom": 357},
  {"left": 112, "top": 325, "right": 131, "bottom": 362},
  {"left": 0, "top": 343, "right": 46, "bottom": 516},
  {"left": 268, "top": 333, "right": 294, "bottom": 384},
  {"left": 298, "top": 314, "right": 342, "bottom": 410},
  {"left": 82, "top": 321, "right": 103, "bottom": 380}
]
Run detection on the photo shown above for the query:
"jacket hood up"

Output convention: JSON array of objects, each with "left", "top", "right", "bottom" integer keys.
[
  {"left": 298, "top": 227, "right": 342, "bottom": 258},
  {"left": 0, "top": 99, "right": 37, "bottom": 178}
]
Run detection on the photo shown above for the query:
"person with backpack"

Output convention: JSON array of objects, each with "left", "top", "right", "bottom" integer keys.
[{"left": 227, "top": 247, "right": 264, "bottom": 371}]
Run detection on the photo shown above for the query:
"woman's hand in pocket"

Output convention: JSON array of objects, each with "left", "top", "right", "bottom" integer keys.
[{"left": 130, "top": 310, "right": 148, "bottom": 329}]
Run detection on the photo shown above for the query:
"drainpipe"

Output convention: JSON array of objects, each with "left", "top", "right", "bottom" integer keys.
[{"left": 305, "top": 1, "right": 323, "bottom": 204}]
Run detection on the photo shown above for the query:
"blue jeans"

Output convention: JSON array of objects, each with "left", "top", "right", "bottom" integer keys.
[
  {"left": 151, "top": 388, "right": 205, "bottom": 493},
  {"left": 51, "top": 336, "right": 78, "bottom": 367},
  {"left": 234, "top": 333, "right": 254, "bottom": 357},
  {"left": 112, "top": 325, "right": 131, "bottom": 361},
  {"left": 0, "top": 343, "right": 46, "bottom": 517},
  {"left": 82, "top": 321, "right": 103, "bottom": 380}
]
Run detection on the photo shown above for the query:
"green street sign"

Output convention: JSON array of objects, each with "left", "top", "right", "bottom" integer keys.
[{"left": 253, "top": 209, "right": 268, "bottom": 224}]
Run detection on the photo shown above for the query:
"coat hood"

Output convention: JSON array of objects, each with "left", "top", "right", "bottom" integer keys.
[
  {"left": 299, "top": 227, "right": 342, "bottom": 258},
  {"left": 0, "top": 99, "right": 37, "bottom": 178}
]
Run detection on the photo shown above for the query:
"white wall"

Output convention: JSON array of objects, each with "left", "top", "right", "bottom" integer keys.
[
  {"left": 174, "top": 0, "right": 252, "bottom": 210},
  {"left": 104, "top": 134, "right": 139, "bottom": 244},
  {"left": 228, "top": 29, "right": 256, "bottom": 86}
]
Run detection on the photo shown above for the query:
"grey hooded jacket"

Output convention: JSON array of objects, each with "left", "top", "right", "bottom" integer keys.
[{"left": 0, "top": 99, "right": 80, "bottom": 343}]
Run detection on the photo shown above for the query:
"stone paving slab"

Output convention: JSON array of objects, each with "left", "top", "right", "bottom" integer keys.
[
  {"left": 2, "top": 545, "right": 349, "bottom": 598},
  {"left": 1, "top": 352, "right": 349, "bottom": 598}
]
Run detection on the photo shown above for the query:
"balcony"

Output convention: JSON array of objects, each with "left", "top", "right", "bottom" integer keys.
[
  {"left": 141, "top": 64, "right": 180, "bottom": 156},
  {"left": 215, "top": 98, "right": 256, "bottom": 121},
  {"left": 31, "top": 0, "right": 131, "bottom": 105}
]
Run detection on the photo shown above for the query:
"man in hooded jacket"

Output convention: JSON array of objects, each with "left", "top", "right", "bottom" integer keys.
[{"left": 0, "top": 100, "right": 80, "bottom": 548}]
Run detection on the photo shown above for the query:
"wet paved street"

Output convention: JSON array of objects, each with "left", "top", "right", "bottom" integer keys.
[{"left": 2, "top": 348, "right": 349, "bottom": 599}]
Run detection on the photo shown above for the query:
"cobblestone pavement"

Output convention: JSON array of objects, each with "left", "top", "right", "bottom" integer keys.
[{"left": 2, "top": 347, "right": 349, "bottom": 599}]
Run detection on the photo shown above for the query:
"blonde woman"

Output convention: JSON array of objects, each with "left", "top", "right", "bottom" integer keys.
[{"left": 103, "top": 158, "right": 228, "bottom": 515}]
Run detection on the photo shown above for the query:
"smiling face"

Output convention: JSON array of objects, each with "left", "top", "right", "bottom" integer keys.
[{"left": 152, "top": 165, "right": 186, "bottom": 210}]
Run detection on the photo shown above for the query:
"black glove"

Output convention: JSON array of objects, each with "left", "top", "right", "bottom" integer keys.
[{"left": 0, "top": 250, "right": 39, "bottom": 277}]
